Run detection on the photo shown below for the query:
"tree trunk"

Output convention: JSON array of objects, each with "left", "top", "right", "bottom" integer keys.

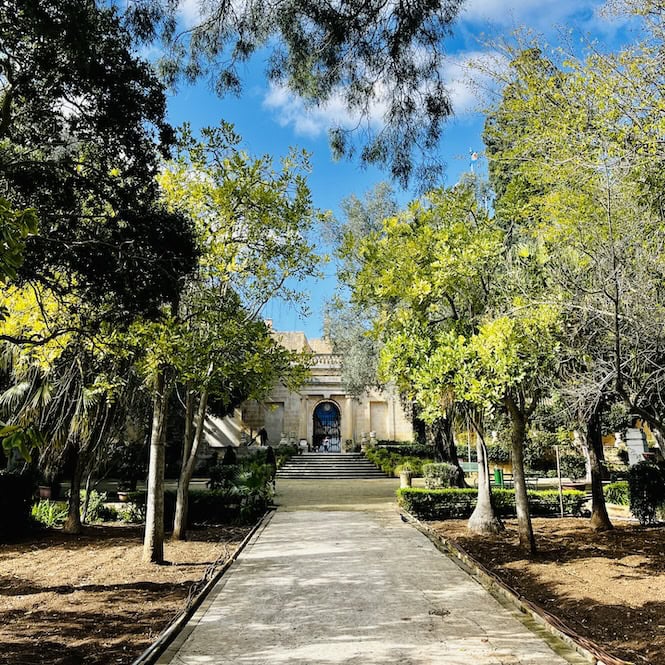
[
  {"left": 586, "top": 407, "right": 613, "bottom": 531},
  {"left": 173, "top": 387, "right": 209, "bottom": 541},
  {"left": 433, "top": 415, "right": 466, "bottom": 488},
  {"left": 505, "top": 396, "right": 537, "bottom": 554},
  {"left": 143, "top": 369, "right": 171, "bottom": 563},
  {"left": 468, "top": 428, "right": 503, "bottom": 534},
  {"left": 63, "top": 451, "right": 83, "bottom": 534}
]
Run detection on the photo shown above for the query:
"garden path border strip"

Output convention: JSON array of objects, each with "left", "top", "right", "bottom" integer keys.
[
  {"left": 130, "top": 510, "right": 276, "bottom": 665},
  {"left": 402, "top": 511, "right": 634, "bottom": 665}
]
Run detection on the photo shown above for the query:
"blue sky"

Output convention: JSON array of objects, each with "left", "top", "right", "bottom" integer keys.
[{"left": 163, "top": 0, "right": 638, "bottom": 338}]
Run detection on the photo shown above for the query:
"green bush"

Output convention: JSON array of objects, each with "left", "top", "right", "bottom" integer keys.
[
  {"left": 560, "top": 453, "right": 586, "bottom": 479},
  {"left": 604, "top": 481, "right": 629, "bottom": 506},
  {"left": 423, "top": 463, "right": 458, "bottom": 489},
  {"left": 123, "top": 482, "right": 269, "bottom": 526},
  {"left": 628, "top": 462, "right": 665, "bottom": 525},
  {"left": 456, "top": 444, "right": 477, "bottom": 462},
  {"left": 487, "top": 444, "right": 510, "bottom": 464},
  {"left": 80, "top": 490, "right": 107, "bottom": 522},
  {"left": 250, "top": 444, "right": 298, "bottom": 468},
  {"left": 364, "top": 447, "right": 433, "bottom": 476},
  {"left": 97, "top": 504, "right": 120, "bottom": 521},
  {"left": 375, "top": 443, "right": 432, "bottom": 458},
  {"left": 396, "top": 487, "right": 586, "bottom": 520},
  {"left": 31, "top": 500, "right": 68, "bottom": 527}
]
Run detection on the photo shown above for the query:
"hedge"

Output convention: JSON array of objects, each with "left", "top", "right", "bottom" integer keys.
[
  {"left": 396, "top": 487, "right": 586, "bottom": 520},
  {"left": 603, "top": 481, "right": 629, "bottom": 506},
  {"left": 124, "top": 488, "right": 268, "bottom": 526}
]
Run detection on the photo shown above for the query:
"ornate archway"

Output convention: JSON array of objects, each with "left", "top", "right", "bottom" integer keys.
[{"left": 312, "top": 401, "right": 341, "bottom": 452}]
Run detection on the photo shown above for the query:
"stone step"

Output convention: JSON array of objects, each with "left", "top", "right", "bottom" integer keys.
[{"left": 276, "top": 453, "right": 388, "bottom": 480}]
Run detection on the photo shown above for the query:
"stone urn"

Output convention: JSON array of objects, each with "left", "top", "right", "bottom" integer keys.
[{"left": 399, "top": 468, "right": 413, "bottom": 488}]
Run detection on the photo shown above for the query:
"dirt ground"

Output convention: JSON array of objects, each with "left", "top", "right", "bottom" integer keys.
[
  {"left": 0, "top": 523, "right": 250, "bottom": 665},
  {"left": 429, "top": 518, "right": 665, "bottom": 665}
]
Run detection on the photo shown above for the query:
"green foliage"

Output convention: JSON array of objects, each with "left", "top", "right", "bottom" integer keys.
[
  {"left": 375, "top": 443, "right": 432, "bottom": 458},
  {"left": 252, "top": 444, "right": 298, "bottom": 469},
  {"left": 128, "top": 2, "right": 462, "bottom": 187},
  {"left": 396, "top": 487, "right": 586, "bottom": 520},
  {"left": 628, "top": 462, "right": 665, "bottom": 525},
  {"left": 0, "top": 199, "right": 38, "bottom": 284},
  {"left": 560, "top": 453, "right": 587, "bottom": 480},
  {"left": 487, "top": 444, "right": 510, "bottom": 464},
  {"left": 364, "top": 446, "right": 433, "bottom": 477},
  {"left": 0, "top": 423, "right": 44, "bottom": 462},
  {"left": 1, "top": 1, "right": 198, "bottom": 317},
  {"left": 422, "top": 463, "right": 459, "bottom": 489},
  {"left": 81, "top": 490, "right": 107, "bottom": 523},
  {"left": 31, "top": 500, "right": 68, "bottom": 528},
  {"left": 604, "top": 481, "right": 629, "bottom": 506}
]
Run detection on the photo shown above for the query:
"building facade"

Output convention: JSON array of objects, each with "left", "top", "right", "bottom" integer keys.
[{"left": 202, "top": 332, "right": 413, "bottom": 451}]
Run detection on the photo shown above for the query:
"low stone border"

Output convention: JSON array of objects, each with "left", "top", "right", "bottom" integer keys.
[
  {"left": 402, "top": 511, "right": 634, "bottom": 665},
  {"left": 131, "top": 510, "right": 275, "bottom": 665}
]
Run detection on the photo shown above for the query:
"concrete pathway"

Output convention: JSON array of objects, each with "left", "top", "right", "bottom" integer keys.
[{"left": 157, "top": 502, "right": 587, "bottom": 664}]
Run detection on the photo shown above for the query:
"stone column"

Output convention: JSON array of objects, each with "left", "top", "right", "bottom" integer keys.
[
  {"left": 343, "top": 396, "right": 354, "bottom": 446},
  {"left": 299, "top": 396, "right": 308, "bottom": 442}
]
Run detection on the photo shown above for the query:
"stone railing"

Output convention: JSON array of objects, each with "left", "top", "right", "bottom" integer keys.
[{"left": 311, "top": 353, "right": 342, "bottom": 368}]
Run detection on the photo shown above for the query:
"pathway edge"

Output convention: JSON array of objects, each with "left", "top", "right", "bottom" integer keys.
[
  {"left": 130, "top": 509, "right": 276, "bottom": 665},
  {"left": 402, "top": 510, "right": 634, "bottom": 665}
]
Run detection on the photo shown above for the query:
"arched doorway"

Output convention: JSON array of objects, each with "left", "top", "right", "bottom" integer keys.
[{"left": 312, "top": 401, "right": 341, "bottom": 452}]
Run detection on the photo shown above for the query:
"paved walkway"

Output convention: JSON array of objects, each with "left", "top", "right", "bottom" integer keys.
[{"left": 158, "top": 486, "right": 586, "bottom": 665}]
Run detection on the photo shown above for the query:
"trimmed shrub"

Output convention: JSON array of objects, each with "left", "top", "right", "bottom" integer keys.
[
  {"left": 396, "top": 487, "right": 586, "bottom": 520},
  {"left": 423, "top": 463, "right": 458, "bottom": 489},
  {"left": 604, "top": 481, "right": 629, "bottom": 506},
  {"left": 123, "top": 486, "right": 269, "bottom": 525},
  {"left": 0, "top": 471, "right": 35, "bottom": 537},
  {"left": 628, "top": 461, "right": 665, "bottom": 525}
]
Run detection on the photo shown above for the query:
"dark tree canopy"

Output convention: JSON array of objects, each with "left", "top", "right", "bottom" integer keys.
[
  {"left": 0, "top": 0, "right": 197, "bottom": 318},
  {"left": 125, "top": 0, "right": 464, "bottom": 187}
]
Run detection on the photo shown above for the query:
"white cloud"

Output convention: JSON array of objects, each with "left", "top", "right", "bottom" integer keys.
[
  {"left": 262, "top": 83, "right": 387, "bottom": 138},
  {"left": 461, "top": 0, "right": 600, "bottom": 28},
  {"left": 441, "top": 50, "right": 510, "bottom": 115},
  {"left": 178, "top": 0, "right": 203, "bottom": 29}
]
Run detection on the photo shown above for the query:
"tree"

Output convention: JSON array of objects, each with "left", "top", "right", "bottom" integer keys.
[
  {"left": 171, "top": 295, "right": 309, "bottom": 541},
  {"left": 1, "top": 1, "right": 197, "bottom": 322},
  {"left": 136, "top": 123, "right": 321, "bottom": 557},
  {"left": 125, "top": 0, "right": 464, "bottom": 187},
  {"left": 482, "top": 42, "right": 665, "bottom": 530},
  {"left": 350, "top": 185, "right": 506, "bottom": 492},
  {"left": 0, "top": 285, "right": 142, "bottom": 533},
  {"left": 325, "top": 183, "right": 399, "bottom": 398}
]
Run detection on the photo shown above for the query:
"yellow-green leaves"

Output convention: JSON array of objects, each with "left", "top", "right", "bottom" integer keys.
[{"left": 0, "top": 198, "right": 38, "bottom": 284}]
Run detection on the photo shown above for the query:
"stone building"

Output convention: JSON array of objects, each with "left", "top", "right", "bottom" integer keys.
[{"left": 202, "top": 331, "right": 413, "bottom": 451}]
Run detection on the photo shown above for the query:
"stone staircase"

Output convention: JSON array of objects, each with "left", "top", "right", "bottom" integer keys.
[{"left": 276, "top": 452, "right": 388, "bottom": 480}]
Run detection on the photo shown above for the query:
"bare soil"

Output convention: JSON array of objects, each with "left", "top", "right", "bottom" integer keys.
[
  {"left": 429, "top": 518, "right": 665, "bottom": 665},
  {"left": 0, "top": 523, "right": 250, "bottom": 665}
]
